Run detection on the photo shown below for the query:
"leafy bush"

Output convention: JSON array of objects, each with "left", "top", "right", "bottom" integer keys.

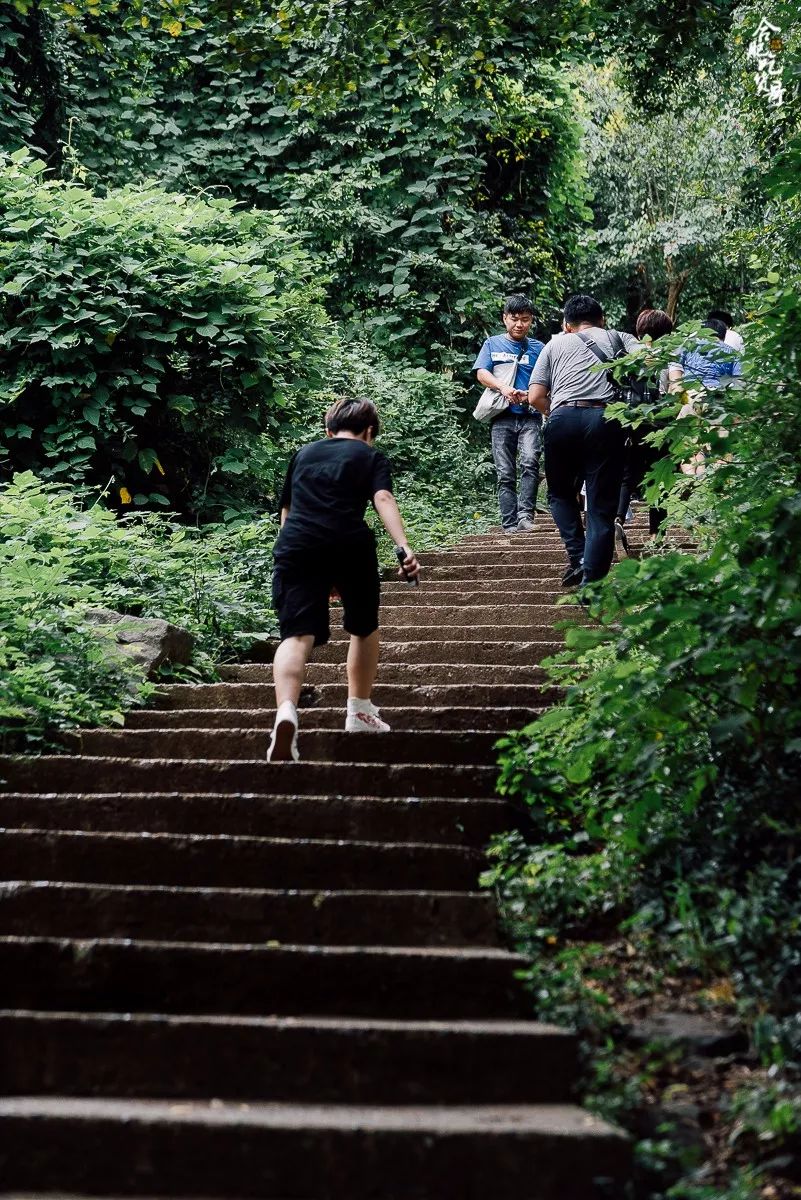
[
  {"left": 0, "top": 150, "right": 329, "bottom": 516},
  {"left": 488, "top": 296, "right": 801, "bottom": 1103},
  {"left": 0, "top": 473, "right": 281, "bottom": 748},
  {"left": 0, "top": 1, "right": 589, "bottom": 368}
]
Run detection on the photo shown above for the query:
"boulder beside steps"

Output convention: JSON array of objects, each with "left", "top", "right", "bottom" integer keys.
[{"left": 0, "top": 518, "right": 651, "bottom": 1198}]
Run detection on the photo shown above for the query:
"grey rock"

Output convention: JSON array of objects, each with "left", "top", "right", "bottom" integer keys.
[
  {"left": 83, "top": 607, "right": 193, "bottom": 678},
  {"left": 628, "top": 1011, "right": 747, "bottom": 1056}
]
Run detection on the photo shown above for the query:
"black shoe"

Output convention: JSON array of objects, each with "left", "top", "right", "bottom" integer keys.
[
  {"left": 614, "top": 518, "right": 630, "bottom": 557},
  {"left": 561, "top": 562, "right": 584, "bottom": 587}
]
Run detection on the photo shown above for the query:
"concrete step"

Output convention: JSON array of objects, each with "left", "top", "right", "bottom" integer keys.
[
  {"left": 313, "top": 639, "right": 563, "bottom": 665},
  {"left": 328, "top": 614, "right": 577, "bottom": 643},
  {"left": 0, "top": 1010, "right": 576, "bottom": 1104},
  {"left": 0, "top": 936, "right": 528, "bottom": 1020},
  {"left": 422, "top": 564, "right": 572, "bottom": 581},
  {"left": 69, "top": 728, "right": 504, "bottom": 764},
  {"left": 420, "top": 550, "right": 567, "bottom": 567},
  {"left": 153, "top": 681, "right": 561, "bottom": 709},
  {"left": 0, "top": 882, "right": 499, "bottom": 948},
  {"left": 0, "top": 792, "right": 509, "bottom": 845},
  {"left": 0, "top": 829, "right": 483, "bottom": 891},
  {"left": 0, "top": 756, "right": 498, "bottom": 798},
  {"left": 224, "top": 661, "right": 551, "bottom": 685},
  {"left": 123, "top": 706, "right": 544, "bottom": 731},
  {"left": 0, "top": 1096, "right": 630, "bottom": 1199},
  {"left": 330, "top": 622, "right": 576, "bottom": 642},
  {"left": 378, "top": 586, "right": 563, "bottom": 605}
]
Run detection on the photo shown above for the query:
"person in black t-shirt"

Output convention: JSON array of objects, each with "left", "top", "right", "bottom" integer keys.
[{"left": 267, "top": 397, "right": 420, "bottom": 762}]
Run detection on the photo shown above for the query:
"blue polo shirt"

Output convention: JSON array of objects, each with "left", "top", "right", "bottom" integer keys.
[
  {"left": 473, "top": 335, "right": 545, "bottom": 414},
  {"left": 679, "top": 347, "right": 742, "bottom": 388}
]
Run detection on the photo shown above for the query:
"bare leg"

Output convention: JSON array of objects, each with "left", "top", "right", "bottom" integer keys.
[
  {"left": 346, "top": 630, "right": 380, "bottom": 700},
  {"left": 272, "top": 635, "right": 314, "bottom": 708}
]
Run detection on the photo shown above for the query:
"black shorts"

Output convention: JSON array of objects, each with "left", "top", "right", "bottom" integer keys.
[{"left": 272, "top": 537, "right": 381, "bottom": 647}]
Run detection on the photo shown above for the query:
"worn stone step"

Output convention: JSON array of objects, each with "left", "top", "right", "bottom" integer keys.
[
  {"left": 422, "top": 564, "right": 572, "bottom": 581},
  {"left": 0, "top": 757, "right": 498, "bottom": 798},
  {"left": 0, "top": 793, "right": 509, "bottom": 845},
  {"left": 199, "top": 667, "right": 553, "bottom": 696},
  {"left": 124, "top": 706, "right": 543, "bottom": 732},
  {"left": 153, "top": 680, "right": 559, "bottom": 709},
  {"left": 211, "top": 662, "right": 553, "bottom": 687},
  {"left": 328, "top": 625, "right": 569, "bottom": 644},
  {"left": 70, "top": 728, "right": 503, "bottom": 765},
  {"left": 420, "top": 550, "right": 566, "bottom": 567},
  {"left": 378, "top": 586, "right": 562, "bottom": 605},
  {"left": 0, "top": 883, "right": 499, "bottom": 947},
  {"left": 0, "top": 1010, "right": 576, "bottom": 1104},
  {"left": 313, "top": 639, "right": 563, "bottom": 665},
  {"left": 0, "top": 1096, "right": 630, "bottom": 1200},
  {"left": 0, "top": 936, "right": 528, "bottom": 1020},
  {"left": 0, "top": 829, "right": 482, "bottom": 891},
  {"left": 370, "top": 605, "right": 567, "bottom": 626}
]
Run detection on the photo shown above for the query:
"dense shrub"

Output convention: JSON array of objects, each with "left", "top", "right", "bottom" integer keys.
[
  {"left": 489, "top": 286, "right": 801, "bottom": 1009},
  {"left": 0, "top": 150, "right": 329, "bottom": 517},
  {"left": 0, "top": 0, "right": 589, "bottom": 368},
  {"left": 0, "top": 473, "right": 282, "bottom": 748}
]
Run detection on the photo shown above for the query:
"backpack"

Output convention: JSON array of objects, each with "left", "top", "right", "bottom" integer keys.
[{"left": 575, "top": 331, "right": 643, "bottom": 404}]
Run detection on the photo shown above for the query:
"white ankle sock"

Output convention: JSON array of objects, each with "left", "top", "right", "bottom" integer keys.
[{"left": 347, "top": 697, "right": 375, "bottom": 713}]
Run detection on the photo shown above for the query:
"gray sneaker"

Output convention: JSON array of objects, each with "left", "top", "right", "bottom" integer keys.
[{"left": 517, "top": 516, "right": 536, "bottom": 533}]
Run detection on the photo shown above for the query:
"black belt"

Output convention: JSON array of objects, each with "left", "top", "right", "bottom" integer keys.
[{"left": 558, "top": 401, "right": 606, "bottom": 409}]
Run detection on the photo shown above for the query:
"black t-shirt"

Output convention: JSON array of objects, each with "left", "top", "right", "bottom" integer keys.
[{"left": 274, "top": 437, "right": 393, "bottom": 555}]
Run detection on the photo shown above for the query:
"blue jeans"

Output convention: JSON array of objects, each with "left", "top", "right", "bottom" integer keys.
[
  {"left": 490, "top": 412, "right": 542, "bottom": 530},
  {"left": 543, "top": 406, "right": 625, "bottom": 582}
]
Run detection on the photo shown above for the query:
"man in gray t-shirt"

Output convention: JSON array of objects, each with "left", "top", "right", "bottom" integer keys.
[{"left": 527, "top": 295, "right": 639, "bottom": 587}]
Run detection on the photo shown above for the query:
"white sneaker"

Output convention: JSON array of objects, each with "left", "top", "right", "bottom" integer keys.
[
  {"left": 267, "top": 700, "right": 299, "bottom": 762},
  {"left": 345, "top": 698, "right": 391, "bottom": 733}
]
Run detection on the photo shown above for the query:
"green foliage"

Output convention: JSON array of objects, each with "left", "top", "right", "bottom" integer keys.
[
  {"left": 0, "top": 0, "right": 591, "bottom": 367},
  {"left": 575, "top": 66, "right": 758, "bottom": 324},
  {"left": 0, "top": 471, "right": 149, "bottom": 747},
  {"left": 493, "top": 303, "right": 801, "bottom": 1001},
  {"left": 0, "top": 472, "right": 281, "bottom": 747},
  {"left": 0, "top": 149, "right": 329, "bottom": 515}
]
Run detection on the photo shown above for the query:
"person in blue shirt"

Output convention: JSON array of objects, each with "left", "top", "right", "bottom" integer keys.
[
  {"left": 675, "top": 319, "right": 743, "bottom": 389},
  {"left": 473, "top": 294, "right": 545, "bottom": 533}
]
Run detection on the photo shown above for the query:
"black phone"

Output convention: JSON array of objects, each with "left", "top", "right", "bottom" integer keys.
[{"left": 395, "top": 545, "right": 419, "bottom": 587}]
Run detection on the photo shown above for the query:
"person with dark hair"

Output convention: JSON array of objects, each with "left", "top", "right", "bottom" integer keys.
[
  {"left": 267, "top": 397, "right": 420, "bottom": 762},
  {"left": 527, "top": 294, "right": 640, "bottom": 587},
  {"left": 707, "top": 308, "right": 745, "bottom": 354},
  {"left": 614, "top": 308, "right": 675, "bottom": 551},
  {"left": 473, "top": 294, "right": 544, "bottom": 533}
]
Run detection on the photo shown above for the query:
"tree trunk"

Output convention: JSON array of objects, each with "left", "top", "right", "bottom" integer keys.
[
  {"left": 665, "top": 268, "right": 690, "bottom": 321},
  {"left": 625, "top": 261, "right": 654, "bottom": 332}
]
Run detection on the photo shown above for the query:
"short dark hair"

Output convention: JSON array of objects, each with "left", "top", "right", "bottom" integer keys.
[
  {"left": 503, "top": 293, "right": 534, "bottom": 317},
  {"left": 704, "top": 319, "right": 727, "bottom": 341},
  {"left": 707, "top": 309, "right": 734, "bottom": 328},
  {"left": 564, "top": 294, "right": 604, "bottom": 326},
  {"left": 325, "top": 397, "right": 380, "bottom": 437},
  {"left": 635, "top": 308, "right": 674, "bottom": 341}
]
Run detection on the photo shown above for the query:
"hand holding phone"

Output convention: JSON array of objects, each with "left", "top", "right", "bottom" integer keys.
[{"left": 395, "top": 545, "right": 420, "bottom": 587}]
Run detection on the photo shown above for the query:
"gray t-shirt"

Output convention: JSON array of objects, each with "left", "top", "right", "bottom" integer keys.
[{"left": 529, "top": 329, "right": 641, "bottom": 410}]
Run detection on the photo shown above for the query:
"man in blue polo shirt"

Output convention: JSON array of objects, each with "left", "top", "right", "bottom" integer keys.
[{"left": 473, "top": 294, "right": 545, "bottom": 533}]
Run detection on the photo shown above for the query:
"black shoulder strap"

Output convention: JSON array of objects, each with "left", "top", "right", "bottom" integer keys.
[
  {"left": 575, "top": 331, "right": 611, "bottom": 363},
  {"left": 607, "top": 331, "right": 627, "bottom": 359}
]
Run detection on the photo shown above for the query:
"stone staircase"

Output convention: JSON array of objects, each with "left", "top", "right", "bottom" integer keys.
[{"left": 0, "top": 518, "right": 643, "bottom": 1199}]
